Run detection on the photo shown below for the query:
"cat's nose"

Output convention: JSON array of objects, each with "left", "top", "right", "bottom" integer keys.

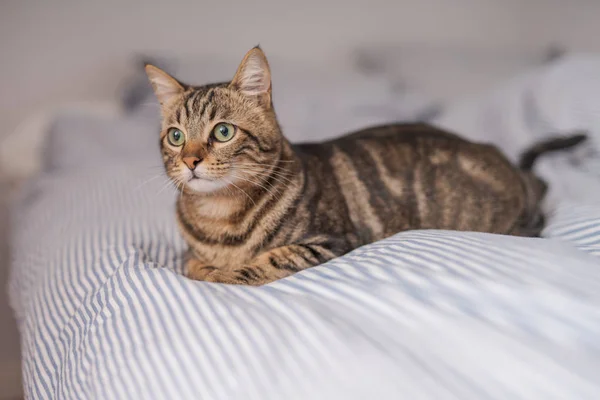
[{"left": 183, "top": 156, "right": 201, "bottom": 170}]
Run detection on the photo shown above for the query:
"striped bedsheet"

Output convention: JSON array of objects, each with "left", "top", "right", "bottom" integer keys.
[{"left": 9, "top": 54, "right": 600, "bottom": 399}]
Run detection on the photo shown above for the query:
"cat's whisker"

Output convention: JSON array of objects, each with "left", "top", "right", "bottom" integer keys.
[
  {"left": 236, "top": 167, "right": 296, "bottom": 185},
  {"left": 234, "top": 160, "right": 297, "bottom": 165},
  {"left": 155, "top": 175, "right": 172, "bottom": 190},
  {"left": 225, "top": 165, "right": 295, "bottom": 176},
  {"left": 234, "top": 161, "right": 297, "bottom": 170},
  {"left": 235, "top": 159, "right": 296, "bottom": 163},
  {"left": 234, "top": 163, "right": 297, "bottom": 176},
  {"left": 237, "top": 175, "right": 292, "bottom": 195},
  {"left": 234, "top": 165, "right": 296, "bottom": 178},
  {"left": 229, "top": 171, "right": 285, "bottom": 198},
  {"left": 246, "top": 171, "right": 294, "bottom": 184},
  {"left": 230, "top": 171, "right": 288, "bottom": 199},
  {"left": 225, "top": 184, "right": 237, "bottom": 199},
  {"left": 157, "top": 176, "right": 179, "bottom": 195},
  {"left": 174, "top": 178, "right": 185, "bottom": 197},
  {"left": 133, "top": 174, "right": 166, "bottom": 192},
  {"left": 156, "top": 183, "right": 173, "bottom": 196},
  {"left": 234, "top": 162, "right": 297, "bottom": 171},
  {"left": 229, "top": 171, "right": 274, "bottom": 192},
  {"left": 224, "top": 177, "right": 256, "bottom": 206}
]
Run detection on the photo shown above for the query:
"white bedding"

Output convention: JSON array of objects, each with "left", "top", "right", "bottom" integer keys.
[{"left": 8, "top": 55, "right": 600, "bottom": 399}]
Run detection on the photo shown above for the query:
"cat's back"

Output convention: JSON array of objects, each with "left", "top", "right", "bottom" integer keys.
[
  {"left": 331, "top": 122, "right": 464, "bottom": 144},
  {"left": 294, "top": 123, "right": 467, "bottom": 158},
  {"left": 293, "top": 123, "right": 506, "bottom": 176},
  {"left": 293, "top": 123, "right": 527, "bottom": 242}
]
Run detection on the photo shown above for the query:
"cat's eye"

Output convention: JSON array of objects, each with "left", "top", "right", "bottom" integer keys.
[
  {"left": 167, "top": 128, "right": 185, "bottom": 146},
  {"left": 212, "top": 123, "right": 236, "bottom": 142}
]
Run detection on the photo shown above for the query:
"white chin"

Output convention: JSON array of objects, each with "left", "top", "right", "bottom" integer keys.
[{"left": 185, "top": 177, "right": 230, "bottom": 193}]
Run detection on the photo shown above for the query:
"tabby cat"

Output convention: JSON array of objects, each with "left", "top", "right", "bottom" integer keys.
[{"left": 145, "top": 46, "right": 586, "bottom": 285}]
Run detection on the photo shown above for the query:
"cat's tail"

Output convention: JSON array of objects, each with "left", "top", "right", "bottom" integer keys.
[
  {"left": 519, "top": 132, "right": 588, "bottom": 171},
  {"left": 516, "top": 132, "right": 587, "bottom": 236}
]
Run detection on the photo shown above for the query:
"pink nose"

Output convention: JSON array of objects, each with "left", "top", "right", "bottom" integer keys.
[{"left": 183, "top": 156, "right": 201, "bottom": 170}]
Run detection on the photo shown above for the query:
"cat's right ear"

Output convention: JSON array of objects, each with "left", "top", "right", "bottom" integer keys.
[
  {"left": 145, "top": 65, "right": 185, "bottom": 107},
  {"left": 230, "top": 46, "right": 272, "bottom": 108}
]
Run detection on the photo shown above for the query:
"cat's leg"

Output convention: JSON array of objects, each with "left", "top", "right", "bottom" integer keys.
[{"left": 202, "top": 238, "right": 348, "bottom": 285}]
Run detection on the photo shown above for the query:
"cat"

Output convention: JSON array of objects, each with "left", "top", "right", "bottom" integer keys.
[{"left": 145, "top": 46, "right": 586, "bottom": 286}]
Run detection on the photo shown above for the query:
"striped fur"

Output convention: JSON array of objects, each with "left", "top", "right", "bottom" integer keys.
[{"left": 145, "top": 47, "right": 575, "bottom": 285}]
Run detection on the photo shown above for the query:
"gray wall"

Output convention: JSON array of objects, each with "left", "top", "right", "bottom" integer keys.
[{"left": 3, "top": 0, "right": 600, "bottom": 141}]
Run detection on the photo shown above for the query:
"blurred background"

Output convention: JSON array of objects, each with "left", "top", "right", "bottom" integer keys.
[{"left": 2, "top": 1, "right": 600, "bottom": 398}]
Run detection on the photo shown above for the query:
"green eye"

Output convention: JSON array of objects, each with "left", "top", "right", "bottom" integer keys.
[
  {"left": 212, "top": 123, "right": 236, "bottom": 142},
  {"left": 167, "top": 128, "right": 185, "bottom": 146}
]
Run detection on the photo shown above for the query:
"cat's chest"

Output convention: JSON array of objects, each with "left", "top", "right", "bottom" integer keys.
[{"left": 177, "top": 212, "right": 261, "bottom": 269}]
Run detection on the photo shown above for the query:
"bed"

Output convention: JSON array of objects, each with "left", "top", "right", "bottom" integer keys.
[{"left": 7, "top": 53, "right": 600, "bottom": 399}]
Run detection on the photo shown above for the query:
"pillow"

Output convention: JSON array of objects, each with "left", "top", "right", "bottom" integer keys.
[{"left": 352, "top": 44, "right": 561, "bottom": 102}]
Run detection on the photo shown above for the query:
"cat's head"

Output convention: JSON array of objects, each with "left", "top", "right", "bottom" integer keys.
[{"left": 145, "top": 46, "right": 283, "bottom": 194}]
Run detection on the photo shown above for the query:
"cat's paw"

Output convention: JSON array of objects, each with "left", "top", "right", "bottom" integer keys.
[
  {"left": 203, "top": 269, "right": 247, "bottom": 285},
  {"left": 202, "top": 267, "right": 271, "bottom": 285},
  {"left": 185, "top": 258, "right": 217, "bottom": 281}
]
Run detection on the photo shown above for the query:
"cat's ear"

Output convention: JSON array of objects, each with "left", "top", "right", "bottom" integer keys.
[
  {"left": 230, "top": 46, "right": 272, "bottom": 108},
  {"left": 145, "top": 64, "right": 185, "bottom": 106}
]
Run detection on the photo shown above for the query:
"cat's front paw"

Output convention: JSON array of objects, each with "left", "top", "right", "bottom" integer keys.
[
  {"left": 202, "top": 267, "right": 271, "bottom": 286},
  {"left": 185, "top": 258, "right": 217, "bottom": 281},
  {"left": 203, "top": 269, "right": 248, "bottom": 285}
]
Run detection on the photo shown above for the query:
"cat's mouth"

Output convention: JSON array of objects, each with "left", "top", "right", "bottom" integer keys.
[
  {"left": 190, "top": 174, "right": 213, "bottom": 181},
  {"left": 182, "top": 170, "right": 231, "bottom": 193},
  {"left": 187, "top": 168, "right": 218, "bottom": 182}
]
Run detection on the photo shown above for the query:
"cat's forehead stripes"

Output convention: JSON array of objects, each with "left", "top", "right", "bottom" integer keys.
[
  {"left": 183, "top": 89, "right": 208, "bottom": 120},
  {"left": 197, "top": 90, "right": 215, "bottom": 118},
  {"left": 182, "top": 91, "right": 196, "bottom": 119},
  {"left": 174, "top": 108, "right": 182, "bottom": 125},
  {"left": 173, "top": 84, "right": 230, "bottom": 128}
]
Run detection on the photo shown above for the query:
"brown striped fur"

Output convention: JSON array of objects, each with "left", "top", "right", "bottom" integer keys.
[{"left": 145, "top": 46, "right": 584, "bottom": 285}]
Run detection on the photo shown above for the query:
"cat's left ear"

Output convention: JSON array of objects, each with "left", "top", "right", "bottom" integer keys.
[
  {"left": 145, "top": 64, "right": 185, "bottom": 107},
  {"left": 230, "top": 46, "right": 272, "bottom": 108}
]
